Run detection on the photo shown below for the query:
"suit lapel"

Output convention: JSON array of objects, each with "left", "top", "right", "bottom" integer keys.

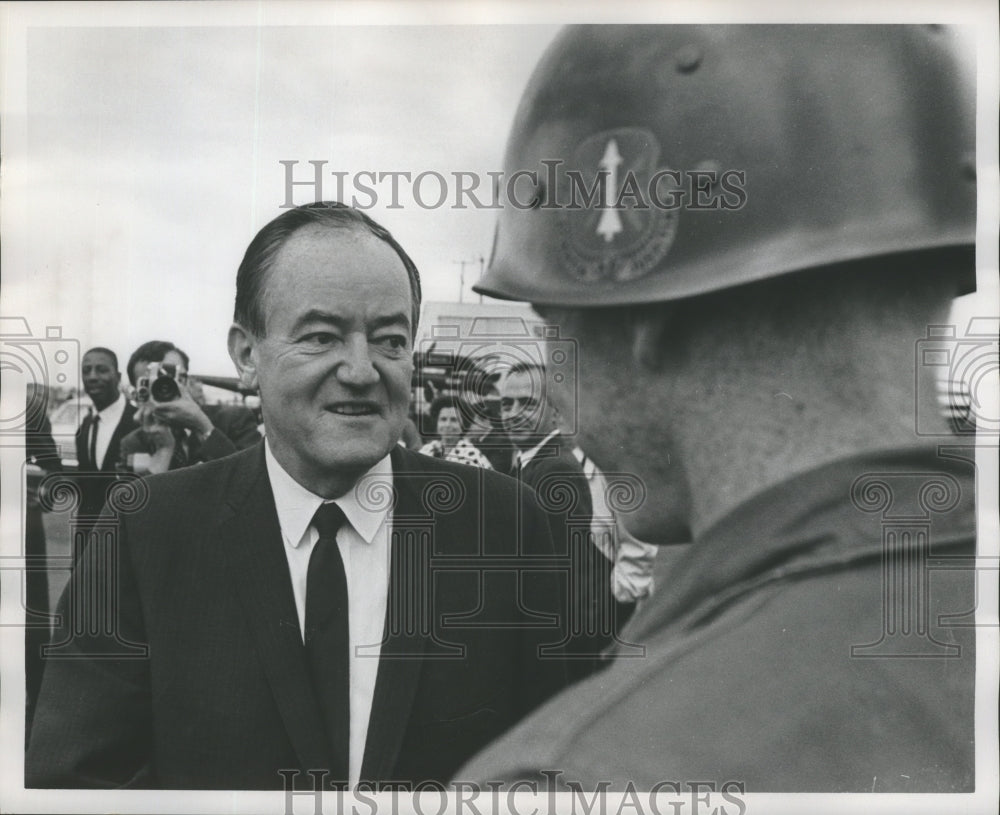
[
  {"left": 215, "top": 445, "right": 440, "bottom": 781},
  {"left": 215, "top": 445, "right": 335, "bottom": 775},
  {"left": 360, "top": 446, "right": 430, "bottom": 781},
  {"left": 101, "top": 402, "right": 137, "bottom": 472}
]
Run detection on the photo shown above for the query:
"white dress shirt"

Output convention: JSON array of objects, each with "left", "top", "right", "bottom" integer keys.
[
  {"left": 92, "top": 393, "right": 126, "bottom": 469},
  {"left": 515, "top": 428, "right": 561, "bottom": 470},
  {"left": 264, "top": 442, "right": 392, "bottom": 787},
  {"left": 572, "top": 446, "right": 658, "bottom": 604}
]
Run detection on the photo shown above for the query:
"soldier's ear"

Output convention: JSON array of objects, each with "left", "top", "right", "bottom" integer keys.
[
  {"left": 629, "top": 304, "right": 676, "bottom": 373},
  {"left": 227, "top": 323, "right": 259, "bottom": 390}
]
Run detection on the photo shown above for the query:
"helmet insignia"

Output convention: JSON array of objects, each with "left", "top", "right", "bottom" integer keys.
[{"left": 559, "top": 127, "right": 678, "bottom": 283}]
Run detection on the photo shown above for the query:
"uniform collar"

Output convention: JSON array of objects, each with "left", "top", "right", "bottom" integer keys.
[{"left": 627, "top": 444, "right": 977, "bottom": 644}]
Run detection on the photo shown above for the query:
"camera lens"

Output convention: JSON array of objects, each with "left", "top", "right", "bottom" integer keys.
[{"left": 150, "top": 376, "right": 181, "bottom": 402}]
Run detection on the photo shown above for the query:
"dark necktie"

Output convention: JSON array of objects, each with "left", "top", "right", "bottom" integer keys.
[
  {"left": 306, "top": 502, "right": 350, "bottom": 785},
  {"left": 88, "top": 415, "right": 101, "bottom": 469}
]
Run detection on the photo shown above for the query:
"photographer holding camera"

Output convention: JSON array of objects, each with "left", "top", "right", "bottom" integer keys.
[{"left": 119, "top": 340, "right": 261, "bottom": 474}]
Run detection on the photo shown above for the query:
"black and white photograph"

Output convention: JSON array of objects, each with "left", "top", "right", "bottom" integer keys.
[{"left": 1, "top": 2, "right": 998, "bottom": 814}]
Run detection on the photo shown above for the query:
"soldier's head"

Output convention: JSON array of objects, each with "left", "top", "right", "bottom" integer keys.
[{"left": 476, "top": 25, "right": 976, "bottom": 541}]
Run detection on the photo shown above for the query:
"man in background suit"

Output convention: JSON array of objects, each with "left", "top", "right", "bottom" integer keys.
[
  {"left": 501, "top": 362, "right": 630, "bottom": 681},
  {"left": 74, "top": 347, "right": 137, "bottom": 527},
  {"left": 27, "top": 202, "right": 568, "bottom": 790}
]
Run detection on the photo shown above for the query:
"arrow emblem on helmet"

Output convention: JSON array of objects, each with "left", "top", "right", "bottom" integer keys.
[
  {"left": 596, "top": 139, "right": 624, "bottom": 242},
  {"left": 560, "top": 127, "right": 678, "bottom": 283}
]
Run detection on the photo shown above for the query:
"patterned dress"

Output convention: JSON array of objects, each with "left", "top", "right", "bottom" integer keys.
[{"left": 418, "top": 438, "right": 494, "bottom": 469}]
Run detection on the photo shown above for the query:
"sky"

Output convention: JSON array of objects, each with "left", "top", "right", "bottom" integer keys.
[
  {"left": 2, "top": 12, "right": 560, "bottom": 378},
  {"left": 1, "top": 0, "right": 996, "bottom": 389}
]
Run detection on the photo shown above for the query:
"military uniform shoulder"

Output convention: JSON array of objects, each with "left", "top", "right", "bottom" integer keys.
[{"left": 458, "top": 657, "right": 650, "bottom": 787}]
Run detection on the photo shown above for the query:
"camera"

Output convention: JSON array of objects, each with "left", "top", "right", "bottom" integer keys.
[
  {"left": 417, "top": 317, "right": 578, "bottom": 435},
  {"left": 914, "top": 319, "right": 999, "bottom": 436},
  {"left": 136, "top": 362, "right": 182, "bottom": 403}
]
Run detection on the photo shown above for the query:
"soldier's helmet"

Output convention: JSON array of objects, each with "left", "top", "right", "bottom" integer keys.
[{"left": 475, "top": 25, "right": 976, "bottom": 307}]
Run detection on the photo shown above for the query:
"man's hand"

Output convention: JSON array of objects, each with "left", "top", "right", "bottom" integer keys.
[
  {"left": 150, "top": 383, "right": 214, "bottom": 439},
  {"left": 140, "top": 405, "right": 176, "bottom": 449},
  {"left": 135, "top": 405, "right": 176, "bottom": 475}
]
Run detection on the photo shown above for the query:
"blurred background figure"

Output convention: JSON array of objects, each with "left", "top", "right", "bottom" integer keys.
[
  {"left": 74, "top": 347, "right": 137, "bottom": 527},
  {"left": 419, "top": 394, "right": 494, "bottom": 469},
  {"left": 500, "top": 362, "right": 636, "bottom": 681},
  {"left": 23, "top": 383, "right": 63, "bottom": 740},
  {"left": 119, "top": 340, "right": 260, "bottom": 474},
  {"left": 572, "top": 447, "right": 657, "bottom": 612}
]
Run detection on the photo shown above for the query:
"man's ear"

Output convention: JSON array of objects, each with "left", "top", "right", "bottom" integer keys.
[
  {"left": 227, "top": 323, "right": 259, "bottom": 390},
  {"left": 630, "top": 304, "right": 676, "bottom": 373}
]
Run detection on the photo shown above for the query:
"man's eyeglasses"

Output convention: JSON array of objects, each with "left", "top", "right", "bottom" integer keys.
[{"left": 500, "top": 396, "right": 540, "bottom": 412}]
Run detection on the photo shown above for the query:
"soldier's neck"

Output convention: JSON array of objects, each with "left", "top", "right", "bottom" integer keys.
[{"left": 674, "top": 372, "right": 948, "bottom": 542}]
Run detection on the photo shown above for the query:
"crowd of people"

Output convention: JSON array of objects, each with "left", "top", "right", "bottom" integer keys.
[{"left": 21, "top": 23, "right": 980, "bottom": 800}]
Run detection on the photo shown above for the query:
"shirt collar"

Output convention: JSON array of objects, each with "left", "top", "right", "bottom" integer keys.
[
  {"left": 264, "top": 441, "right": 392, "bottom": 548},
  {"left": 517, "top": 429, "right": 561, "bottom": 469},
  {"left": 96, "top": 393, "right": 126, "bottom": 424}
]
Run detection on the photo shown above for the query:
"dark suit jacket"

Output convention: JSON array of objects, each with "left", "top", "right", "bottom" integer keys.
[
  {"left": 26, "top": 443, "right": 569, "bottom": 789},
  {"left": 475, "top": 428, "right": 516, "bottom": 474},
  {"left": 194, "top": 403, "right": 262, "bottom": 459},
  {"left": 514, "top": 433, "right": 620, "bottom": 681},
  {"left": 73, "top": 401, "right": 138, "bottom": 521},
  {"left": 25, "top": 414, "right": 63, "bottom": 738}
]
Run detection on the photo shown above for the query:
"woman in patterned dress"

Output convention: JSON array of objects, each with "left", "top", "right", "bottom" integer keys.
[{"left": 419, "top": 395, "right": 494, "bottom": 469}]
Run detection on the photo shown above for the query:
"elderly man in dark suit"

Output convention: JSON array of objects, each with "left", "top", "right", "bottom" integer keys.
[
  {"left": 73, "top": 347, "right": 138, "bottom": 526},
  {"left": 26, "top": 202, "right": 569, "bottom": 791}
]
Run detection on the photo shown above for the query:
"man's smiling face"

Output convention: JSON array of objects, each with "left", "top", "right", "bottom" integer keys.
[
  {"left": 81, "top": 350, "right": 121, "bottom": 411},
  {"left": 247, "top": 224, "right": 413, "bottom": 494}
]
